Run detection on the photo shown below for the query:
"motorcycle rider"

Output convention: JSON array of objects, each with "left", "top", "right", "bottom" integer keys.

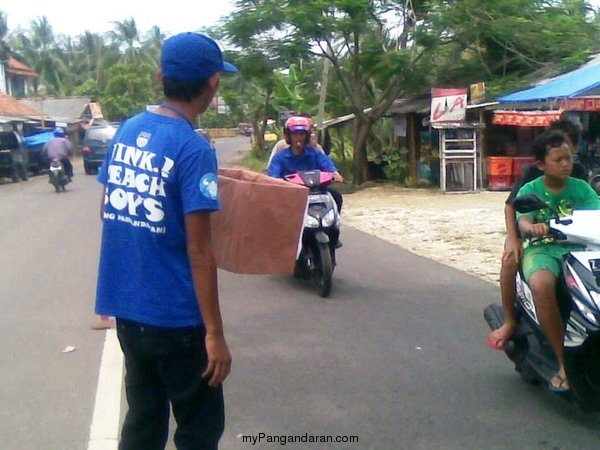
[
  {"left": 43, "top": 127, "right": 74, "bottom": 181},
  {"left": 267, "top": 114, "right": 324, "bottom": 167},
  {"left": 267, "top": 115, "right": 343, "bottom": 212},
  {"left": 515, "top": 130, "right": 600, "bottom": 392},
  {"left": 487, "top": 119, "right": 588, "bottom": 352}
]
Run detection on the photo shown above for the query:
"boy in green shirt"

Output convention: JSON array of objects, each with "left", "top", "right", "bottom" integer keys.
[{"left": 516, "top": 130, "right": 600, "bottom": 392}]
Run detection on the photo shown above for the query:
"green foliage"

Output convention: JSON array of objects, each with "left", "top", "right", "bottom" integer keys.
[
  {"left": 382, "top": 148, "right": 409, "bottom": 183},
  {"left": 241, "top": 145, "right": 270, "bottom": 172},
  {"left": 101, "top": 63, "right": 155, "bottom": 121},
  {"left": 74, "top": 79, "right": 101, "bottom": 98},
  {"left": 418, "top": 0, "right": 599, "bottom": 93}
]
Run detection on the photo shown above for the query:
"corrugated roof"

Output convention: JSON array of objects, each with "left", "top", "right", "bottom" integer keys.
[
  {"left": 388, "top": 96, "right": 431, "bottom": 114},
  {"left": 498, "top": 59, "right": 600, "bottom": 103},
  {"left": 20, "top": 96, "right": 92, "bottom": 123},
  {"left": 0, "top": 92, "right": 41, "bottom": 117}
]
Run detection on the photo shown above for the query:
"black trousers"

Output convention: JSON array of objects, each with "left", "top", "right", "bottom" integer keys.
[
  {"left": 116, "top": 319, "right": 225, "bottom": 450},
  {"left": 60, "top": 158, "right": 73, "bottom": 178}
]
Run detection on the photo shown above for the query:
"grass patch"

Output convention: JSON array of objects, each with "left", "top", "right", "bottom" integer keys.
[{"left": 240, "top": 149, "right": 269, "bottom": 173}]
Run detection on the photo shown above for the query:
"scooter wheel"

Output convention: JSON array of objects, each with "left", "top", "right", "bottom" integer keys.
[{"left": 314, "top": 243, "right": 333, "bottom": 297}]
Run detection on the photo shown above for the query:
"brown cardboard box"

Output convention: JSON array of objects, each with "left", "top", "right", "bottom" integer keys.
[{"left": 211, "top": 168, "right": 308, "bottom": 274}]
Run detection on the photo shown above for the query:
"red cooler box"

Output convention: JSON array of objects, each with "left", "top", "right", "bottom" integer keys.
[
  {"left": 512, "top": 156, "right": 536, "bottom": 181},
  {"left": 486, "top": 156, "right": 513, "bottom": 190}
]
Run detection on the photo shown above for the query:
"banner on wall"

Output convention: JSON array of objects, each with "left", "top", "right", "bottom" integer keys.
[
  {"left": 492, "top": 110, "right": 561, "bottom": 127},
  {"left": 560, "top": 98, "right": 600, "bottom": 111}
]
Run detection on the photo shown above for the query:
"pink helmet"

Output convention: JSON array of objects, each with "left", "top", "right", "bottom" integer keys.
[
  {"left": 285, "top": 116, "right": 311, "bottom": 132},
  {"left": 284, "top": 116, "right": 311, "bottom": 145}
]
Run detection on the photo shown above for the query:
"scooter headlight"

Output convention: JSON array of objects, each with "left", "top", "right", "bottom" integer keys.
[
  {"left": 304, "top": 214, "right": 319, "bottom": 228},
  {"left": 322, "top": 209, "right": 337, "bottom": 227}
]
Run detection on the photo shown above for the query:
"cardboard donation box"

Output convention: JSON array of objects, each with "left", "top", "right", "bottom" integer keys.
[{"left": 211, "top": 168, "right": 308, "bottom": 274}]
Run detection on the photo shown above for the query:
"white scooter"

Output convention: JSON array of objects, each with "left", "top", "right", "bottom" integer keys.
[{"left": 484, "top": 193, "right": 600, "bottom": 411}]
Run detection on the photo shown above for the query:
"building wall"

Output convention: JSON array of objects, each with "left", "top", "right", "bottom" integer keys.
[{"left": 0, "top": 64, "right": 7, "bottom": 95}]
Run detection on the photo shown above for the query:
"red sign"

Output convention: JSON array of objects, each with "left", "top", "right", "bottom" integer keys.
[
  {"left": 492, "top": 111, "right": 561, "bottom": 127},
  {"left": 559, "top": 98, "right": 600, "bottom": 111}
]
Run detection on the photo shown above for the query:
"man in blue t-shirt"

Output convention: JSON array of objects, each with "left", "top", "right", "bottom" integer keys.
[
  {"left": 95, "top": 32, "right": 237, "bottom": 449},
  {"left": 268, "top": 115, "right": 344, "bottom": 212}
]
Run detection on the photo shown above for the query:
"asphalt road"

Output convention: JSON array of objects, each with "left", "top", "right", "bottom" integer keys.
[{"left": 1, "top": 136, "right": 599, "bottom": 450}]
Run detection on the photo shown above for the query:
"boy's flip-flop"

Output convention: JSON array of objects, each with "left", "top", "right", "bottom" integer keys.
[
  {"left": 486, "top": 331, "right": 508, "bottom": 351},
  {"left": 549, "top": 373, "right": 570, "bottom": 393}
]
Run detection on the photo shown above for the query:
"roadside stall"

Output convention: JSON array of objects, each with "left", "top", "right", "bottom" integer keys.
[
  {"left": 492, "top": 55, "right": 600, "bottom": 188},
  {"left": 431, "top": 88, "right": 488, "bottom": 192}
]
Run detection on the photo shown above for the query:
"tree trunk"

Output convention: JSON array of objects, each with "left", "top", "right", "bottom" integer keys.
[
  {"left": 352, "top": 116, "right": 372, "bottom": 185},
  {"left": 336, "top": 126, "right": 347, "bottom": 176},
  {"left": 252, "top": 113, "right": 264, "bottom": 152}
]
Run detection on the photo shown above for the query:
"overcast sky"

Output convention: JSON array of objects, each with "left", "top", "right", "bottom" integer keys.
[{"left": 1, "top": 1, "right": 236, "bottom": 38}]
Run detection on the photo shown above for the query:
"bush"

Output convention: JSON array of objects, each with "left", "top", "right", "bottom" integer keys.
[{"left": 381, "top": 148, "right": 409, "bottom": 183}]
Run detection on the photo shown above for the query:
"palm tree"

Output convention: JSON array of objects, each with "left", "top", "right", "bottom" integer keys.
[
  {"left": 77, "top": 31, "right": 119, "bottom": 93},
  {"left": 109, "top": 18, "right": 147, "bottom": 65},
  {"left": 10, "top": 16, "right": 66, "bottom": 95}
]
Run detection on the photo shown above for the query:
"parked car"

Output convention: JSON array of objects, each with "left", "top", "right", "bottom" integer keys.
[
  {"left": 80, "top": 125, "right": 117, "bottom": 175},
  {"left": 0, "top": 131, "right": 29, "bottom": 182}
]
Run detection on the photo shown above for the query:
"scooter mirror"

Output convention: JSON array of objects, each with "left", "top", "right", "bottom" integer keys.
[{"left": 512, "top": 193, "right": 548, "bottom": 213}]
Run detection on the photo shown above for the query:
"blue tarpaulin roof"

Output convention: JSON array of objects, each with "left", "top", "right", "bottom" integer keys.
[
  {"left": 23, "top": 131, "right": 54, "bottom": 148},
  {"left": 498, "top": 61, "right": 600, "bottom": 103}
]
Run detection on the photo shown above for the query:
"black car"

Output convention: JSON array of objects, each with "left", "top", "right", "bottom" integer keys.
[
  {"left": 81, "top": 125, "right": 117, "bottom": 175},
  {"left": 0, "top": 131, "right": 29, "bottom": 182}
]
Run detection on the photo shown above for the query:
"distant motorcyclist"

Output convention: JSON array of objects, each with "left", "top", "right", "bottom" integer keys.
[{"left": 43, "top": 127, "right": 74, "bottom": 180}]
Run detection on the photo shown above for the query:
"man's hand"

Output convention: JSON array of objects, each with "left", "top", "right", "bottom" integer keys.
[
  {"left": 523, "top": 222, "right": 549, "bottom": 238},
  {"left": 502, "top": 236, "right": 523, "bottom": 266},
  {"left": 202, "top": 333, "right": 232, "bottom": 387},
  {"left": 332, "top": 171, "right": 344, "bottom": 183}
]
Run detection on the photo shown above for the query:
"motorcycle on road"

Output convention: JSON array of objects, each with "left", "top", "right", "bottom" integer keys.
[
  {"left": 284, "top": 170, "right": 341, "bottom": 297},
  {"left": 484, "top": 193, "right": 600, "bottom": 411},
  {"left": 48, "top": 159, "right": 69, "bottom": 193}
]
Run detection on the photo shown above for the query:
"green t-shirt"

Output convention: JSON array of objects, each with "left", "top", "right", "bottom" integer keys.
[{"left": 516, "top": 176, "right": 600, "bottom": 247}]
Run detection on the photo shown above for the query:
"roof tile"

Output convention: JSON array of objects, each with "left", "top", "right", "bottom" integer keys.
[{"left": 0, "top": 92, "right": 42, "bottom": 117}]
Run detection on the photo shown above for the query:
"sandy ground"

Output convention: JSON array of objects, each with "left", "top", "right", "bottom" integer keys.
[{"left": 342, "top": 186, "right": 509, "bottom": 285}]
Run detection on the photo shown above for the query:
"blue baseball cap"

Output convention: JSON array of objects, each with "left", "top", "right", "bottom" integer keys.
[{"left": 161, "top": 32, "right": 238, "bottom": 81}]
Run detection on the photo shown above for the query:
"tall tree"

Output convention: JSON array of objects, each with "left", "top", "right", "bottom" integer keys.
[
  {"left": 421, "top": 0, "right": 599, "bottom": 97},
  {"left": 14, "top": 16, "right": 65, "bottom": 95},
  {"left": 108, "top": 18, "right": 151, "bottom": 65},
  {"left": 224, "top": 0, "right": 427, "bottom": 184},
  {"left": 224, "top": 0, "right": 600, "bottom": 184},
  {"left": 76, "top": 31, "right": 120, "bottom": 94},
  {"left": 101, "top": 62, "right": 156, "bottom": 121}
]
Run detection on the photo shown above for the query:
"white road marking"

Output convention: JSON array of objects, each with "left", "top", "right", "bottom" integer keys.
[{"left": 87, "top": 329, "right": 123, "bottom": 450}]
